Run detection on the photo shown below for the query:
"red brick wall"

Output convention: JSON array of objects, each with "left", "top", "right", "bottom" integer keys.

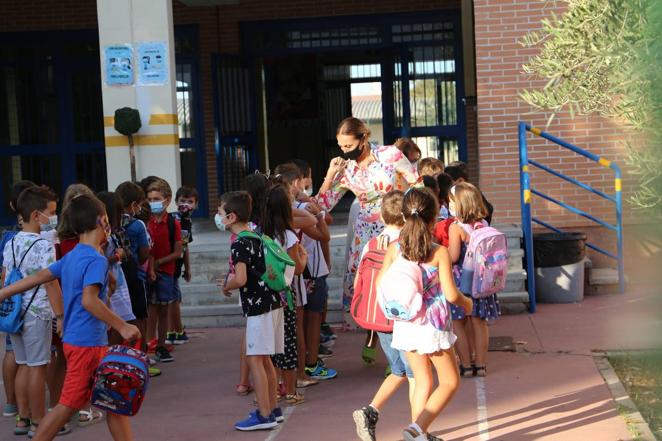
[{"left": 473, "top": 0, "right": 634, "bottom": 227}]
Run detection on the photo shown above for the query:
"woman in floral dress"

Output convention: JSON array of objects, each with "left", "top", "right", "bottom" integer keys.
[{"left": 315, "top": 117, "right": 419, "bottom": 327}]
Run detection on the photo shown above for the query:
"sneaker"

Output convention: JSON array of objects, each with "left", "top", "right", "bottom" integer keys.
[
  {"left": 271, "top": 407, "right": 284, "bottom": 423},
  {"left": 321, "top": 322, "right": 337, "bottom": 340},
  {"left": 427, "top": 434, "right": 444, "bottom": 441},
  {"left": 305, "top": 361, "right": 338, "bottom": 380},
  {"left": 318, "top": 345, "right": 334, "bottom": 359},
  {"left": 353, "top": 406, "right": 379, "bottom": 441},
  {"left": 234, "top": 410, "right": 277, "bottom": 431},
  {"left": 3, "top": 403, "right": 17, "bottom": 417},
  {"left": 320, "top": 333, "right": 335, "bottom": 347},
  {"left": 148, "top": 367, "right": 162, "bottom": 377},
  {"left": 402, "top": 424, "right": 427, "bottom": 441},
  {"left": 174, "top": 332, "right": 189, "bottom": 345},
  {"left": 147, "top": 338, "right": 157, "bottom": 353},
  {"left": 165, "top": 332, "right": 176, "bottom": 345},
  {"left": 154, "top": 347, "right": 174, "bottom": 363},
  {"left": 148, "top": 357, "right": 156, "bottom": 366}
]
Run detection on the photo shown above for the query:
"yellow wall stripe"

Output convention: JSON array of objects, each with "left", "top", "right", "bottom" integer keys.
[
  {"left": 105, "top": 134, "right": 180, "bottom": 147},
  {"left": 523, "top": 189, "right": 531, "bottom": 204},
  {"left": 615, "top": 178, "right": 622, "bottom": 192},
  {"left": 103, "top": 116, "right": 114, "bottom": 127},
  {"left": 149, "top": 114, "right": 178, "bottom": 125},
  {"left": 530, "top": 127, "right": 542, "bottom": 136},
  {"left": 599, "top": 157, "right": 612, "bottom": 168}
]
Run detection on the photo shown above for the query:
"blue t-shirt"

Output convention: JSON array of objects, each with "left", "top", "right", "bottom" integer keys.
[
  {"left": 0, "top": 228, "right": 19, "bottom": 268},
  {"left": 48, "top": 243, "right": 109, "bottom": 347},
  {"left": 125, "top": 219, "right": 149, "bottom": 281}
]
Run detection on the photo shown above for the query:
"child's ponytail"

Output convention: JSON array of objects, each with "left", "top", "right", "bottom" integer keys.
[{"left": 400, "top": 188, "right": 439, "bottom": 263}]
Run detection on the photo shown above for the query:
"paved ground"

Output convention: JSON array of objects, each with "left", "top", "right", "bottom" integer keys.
[{"left": 0, "top": 285, "right": 659, "bottom": 441}]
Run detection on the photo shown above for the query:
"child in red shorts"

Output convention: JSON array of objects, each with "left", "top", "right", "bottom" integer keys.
[{"left": 0, "top": 194, "right": 140, "bottom": 441}]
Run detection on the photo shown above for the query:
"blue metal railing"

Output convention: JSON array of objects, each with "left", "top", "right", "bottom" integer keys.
[{"left": 518, "top": 122, "right": 624, "bottom": 313}]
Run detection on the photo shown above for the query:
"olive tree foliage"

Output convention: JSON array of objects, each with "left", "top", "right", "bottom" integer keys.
[{"left": 519, "top": 0, "right": 661, "bottom": 214}]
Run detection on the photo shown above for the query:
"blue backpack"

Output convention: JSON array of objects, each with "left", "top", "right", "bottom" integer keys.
[{"left": 0, "top": 237, "right": 44, "bottom": 333}]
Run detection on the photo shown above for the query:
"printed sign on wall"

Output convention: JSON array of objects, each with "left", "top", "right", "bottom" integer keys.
[
  {"left": 137, "top": 42, "right": 169, "bottom": 86},
  {"left": 104, "top": 45, "right": 134, "bottom": 86}
]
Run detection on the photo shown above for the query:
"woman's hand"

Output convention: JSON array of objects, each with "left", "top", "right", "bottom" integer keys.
[{"left": 326, "top": 157, "right": 346, "bottom": 180}]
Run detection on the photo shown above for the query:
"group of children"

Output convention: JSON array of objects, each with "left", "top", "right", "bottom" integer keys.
[{"left": 0, "top": 177, "right": 200, "bottom": 440}]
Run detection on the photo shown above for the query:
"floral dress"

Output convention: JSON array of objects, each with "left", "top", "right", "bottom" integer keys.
[{"left": 315, "top": 145, "right": 419, "bottom": 309}]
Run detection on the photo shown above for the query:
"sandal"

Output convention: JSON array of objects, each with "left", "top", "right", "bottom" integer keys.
[
  {"left": 236, "top": 384, "right": 253, "bottom": 396},
  {"left": 474, "top": 365, "right": 487, "bottom": 377},
  {"left": 78, "top": 408, "right": 104, "bottom": 427},
  {"left": 296, "top": 378, "right": 318, "bottom": 388},
  {"left": 361, "top": 345, "right": 377, "bottom": 366},
  {"left": 15, "top": 416, "right": 31, "bottom": 436},
  {"left": 459, "top": 365, "right": 474, "bottom": 378},
  {"left": 285, "top": 393, "right": 305, "bottom": 406}
]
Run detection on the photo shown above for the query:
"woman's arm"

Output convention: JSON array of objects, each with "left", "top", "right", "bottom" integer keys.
[
  {"left": 435, "top": 247, "right": 472, "bottom": 313},
  {"left": 314, "top": 157, "right": 350, "bottom": 212},
  {"left": 448, "top": 223, "right": 463, "bottom": 263},
  {"left": 0, "top": 268, "right": 57, "bottom": 302}
]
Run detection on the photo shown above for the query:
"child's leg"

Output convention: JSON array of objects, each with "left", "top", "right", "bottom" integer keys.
[
  {"left": 262, "top": 357, "right": 278, "bottom": 411},
  {"left": 174, "top": 301, "right": 183, "bottom": 334},
  {"left": 405, "top": 351, "right": 434, "bottom": 424},
  {"left": 295, "top": 307, "right": 306, "bottom": 379},
  {"left": 452, "top": 319, "right": 472, "bottom": 368},
  {"left": 246, "top": 355, "right": 271, "bottom": 417},
  {"left": 28, "top": 365, "right": 47, "bottom": 424},
  {"left": 106, "top": 412, "right": 133, "bottom": 441},
  {"left": 304, "top": 310, "right": 322, "bottom": 366},
  {"left": 14, "top": 364, "right": 29, "bottom": 421},
  {"left": 466, "top": 318, "right": 476, "bottom": 363},
  {"left": 469, "top": 317, "right": 489, "bottom": 368},
  {"left": 370, "top": 374, "right": 407, "bottom": 412},
  {"left": 283, "top": 369, "right": 297, "bottom": 396},
  {"left": 3, "top": 347, "right": 18, "bottom": 406},
  {"left": 146, "top": 304, "right": 158, "bottom": 342},
  {"left": 31, "top": 404, "right": 77, "bottom": 441},
  {"left": 238, "top": 331, "right": 251, "bottom": 388},
  {"left": 157, "top": 304, "right": 169, "bottom": 347},
  {"left": 413, "top": 348, "right": 460, "bottom": 433}
]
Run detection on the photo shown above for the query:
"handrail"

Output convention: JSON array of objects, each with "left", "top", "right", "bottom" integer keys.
[{"left": 519, "top": 122, "right": 625, "bottom": 313}]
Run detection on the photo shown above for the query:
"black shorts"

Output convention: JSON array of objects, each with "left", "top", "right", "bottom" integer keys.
[{"left": 122, "top": 260, "right": 148, "bottom": 320}]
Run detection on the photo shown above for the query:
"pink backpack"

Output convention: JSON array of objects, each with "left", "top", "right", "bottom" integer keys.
[
  {"left": 377, "top": 256, "right": 424, "bottom": 323},
  {"left": 459, "top": 222, "right": 508, "bottom": 298}
]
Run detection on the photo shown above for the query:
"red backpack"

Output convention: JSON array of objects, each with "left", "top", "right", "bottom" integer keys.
[{"left": 351, "top": 234, "right": 396, "bottom": 332}]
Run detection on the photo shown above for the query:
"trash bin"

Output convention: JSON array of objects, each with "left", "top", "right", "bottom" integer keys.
[{"left": 533, "top": 233, "right": 586, "bottom": 303}]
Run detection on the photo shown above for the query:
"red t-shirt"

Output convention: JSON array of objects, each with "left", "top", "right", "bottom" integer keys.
[
  {"left": 433, "top": 217, "right": 455, "bottom": 248},
  {"left": 148, "top": 214, "right": 181, "bottom": 276},
  {"left": 58, "top": 238, "right": 79, "bottom": 259}
]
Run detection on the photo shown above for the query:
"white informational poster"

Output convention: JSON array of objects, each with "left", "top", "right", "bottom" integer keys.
[{"left": 137, "top": 42, "right": 169, "bottom": 86}]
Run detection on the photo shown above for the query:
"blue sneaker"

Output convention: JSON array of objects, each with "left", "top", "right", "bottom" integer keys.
[
  {"left": 305, "top": 361, "right": 338, "bottom": 380},
  {"left": 174, "top": 332, "right": 189, "bottom": 345},
  {"left": 234, "top": 410, "right": 277, "bottom": 431},
  {"left": 271, "top": 407, "right": 284, "bottom": 423}
]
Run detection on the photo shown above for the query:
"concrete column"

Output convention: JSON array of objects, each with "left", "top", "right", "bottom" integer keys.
[{"left": 97, "top": 0, "right": 181, "bottom": 195}]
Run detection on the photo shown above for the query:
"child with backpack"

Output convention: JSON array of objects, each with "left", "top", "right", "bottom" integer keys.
[
  {"left": 0, "top": 186, "right": 64, "bottom": 437},
  {"left": 0, "top": 194, "right": 141, "bottom": 441},
  {"left": 447, "top": 182, "right": 505, "bottom": 378},
  {"left": 352, "top": 190, "right": 415, "bottom": 441},
  {"left": 219, "top": 191, "right": 284, "bottom": 431},
  {"left": 166, "top": 186, "right": 198, "bottom": 346},
  {"left": 377, "top": 188, "right": 473, "bottom": 441},
  {"left": 0, "top": 180, "right": 37, "bottom": 419},
  {"left": 145, "top": 178, "right": 182, "bottom": 364},
  {"left": 262, "top": 182, "right": 308, "bottom": 406}
]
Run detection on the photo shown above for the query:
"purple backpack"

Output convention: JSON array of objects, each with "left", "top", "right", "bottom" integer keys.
[{"left": 459, "top": 222, "right": 508, "bottom": 299}]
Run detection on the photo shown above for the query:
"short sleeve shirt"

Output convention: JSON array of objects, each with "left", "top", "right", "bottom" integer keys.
[
  {"left": 125, "top": 219, "right": 150, "bottom": 281},
  {"left": 48, "top": 243, "right": 109, "bottom": 347},
  {"left": 148, "top": 215, "right": 182, "bottom": 276},
  {"left": 0, "top": 227, "right": 20, "bottom": 268},
  {"left": 2, "top": 231, "right": 56, "bottom": 320},
  {"left": 293, "top": 202, "right": 330, "bottom": 278},
  {"left": 172, "top": 213, "right": 193, "bottom": 278},
  {"left": 231, "top": 235, "right": 282, "bottom": 317}
]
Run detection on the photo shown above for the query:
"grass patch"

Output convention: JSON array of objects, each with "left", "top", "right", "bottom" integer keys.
[{"left": 609, "top": 351, "right": 662, "bottom": 440}]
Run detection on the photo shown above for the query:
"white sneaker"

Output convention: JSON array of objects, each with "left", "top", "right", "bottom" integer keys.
[{"left": 402, "top": 424, "right": 427, "bottom": 441}]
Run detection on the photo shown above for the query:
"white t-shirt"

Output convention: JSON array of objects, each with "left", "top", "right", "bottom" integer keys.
[
  {"left": 359, "top": 226, "right": 401, "bottom": 261},
  {"left": 294, "top": 202, "right": 330, "bottom": 278},
  {"left": 276, "top": 230, "right": 307, "bottom": 306},
  {"left": 2, "top": 231, "right": 56, "bottom": 320}
]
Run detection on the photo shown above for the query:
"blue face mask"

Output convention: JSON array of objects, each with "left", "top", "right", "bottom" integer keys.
[{"left": 149, "top": 201, "right": 165, "bottom": 214}]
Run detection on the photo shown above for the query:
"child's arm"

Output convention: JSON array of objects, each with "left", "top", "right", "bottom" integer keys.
[
  {"left": 137, "top": 245, "right": 150, "bottom": 265},
  {"left": 376, "top": 244, "right": 398, "bottom": 287},
  {"left": 148, "top": 255, "right": 156, "bottom": 282},
  {"left": 288, "top": 244, "right": 308, "bottom": 275},
  {"left": 82, "top": 284, "right": 140, "bottom": 341},
  {"left": 183, "top": 248, "right": 191, "bottom": 282},
  {"left": 448, "top": 223, "right": 463, "bottom": 263},
  {"left": 292, "top": 207, "right": 317, "bottom": 230},
  {"left": 435, "top": 247, "right": 472, "bottom": 314},
  {"left": 45, "top": 280, "right": 65, "bottom": 337},
  {"left": 0, "top": 268, "right": 57, "bottom": 302},
  {"left": 299, "top": 214, "right": 331, "bottom": 243},
  {"left": 155, "top": 240, "right": 183, "bottom": 269},
  {"left": 223, "top": 262, "right": 247, "bottom": 294}
]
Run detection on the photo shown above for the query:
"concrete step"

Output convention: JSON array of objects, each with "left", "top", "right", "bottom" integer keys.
[
  {"left": 497, "top": 290, "right": 529, "bottom": 304},
  {"left": 585, "top": 267, "right": 627, "bottom": 295}
]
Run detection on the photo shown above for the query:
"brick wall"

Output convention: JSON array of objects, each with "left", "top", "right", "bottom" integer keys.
[{"left": 473, "top": 0, "right": 635, "bottom": 227}]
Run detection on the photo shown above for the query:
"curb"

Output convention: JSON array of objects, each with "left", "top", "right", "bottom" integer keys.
[{"left": 593, "top": 354, "right": 657, "bottom": 441}]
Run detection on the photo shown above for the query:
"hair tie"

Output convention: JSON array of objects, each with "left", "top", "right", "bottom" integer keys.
[{"left": 410, "top": 209, "right": 419, "bottom": 216}]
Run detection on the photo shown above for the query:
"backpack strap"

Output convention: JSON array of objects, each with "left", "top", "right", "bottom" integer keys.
[
  {"left": 237, "top": 231, "right": 261, "bottom": 241},
  {"left": 13, "top": 238, "right": 45, "bottom": 321},
  {"left": 167, "top": 213, "right": 176, "bottom": 253}
]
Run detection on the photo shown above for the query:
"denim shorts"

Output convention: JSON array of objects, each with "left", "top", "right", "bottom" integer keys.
[
  {"left": 304, "top": 276, "right": 328, "bottom": 313},
  {"left": 173, "top": 278, "right": 182, "bottom": 303},
  {"left": 149, "top": 273, "right": 177, "bottom": 305},
  {"left": 377, "top": 331, "right": 413, "bottom": 378}
]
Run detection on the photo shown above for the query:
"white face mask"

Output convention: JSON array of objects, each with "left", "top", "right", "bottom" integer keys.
[
  {"left": 39, "top": 213, "right": 58, "bottom": 232},
  {"left": 303, "top": 187, "right": 313, "bottom": 197},
  {"left": 214, "top": 213, "right": 231, "bottom": 232}
]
